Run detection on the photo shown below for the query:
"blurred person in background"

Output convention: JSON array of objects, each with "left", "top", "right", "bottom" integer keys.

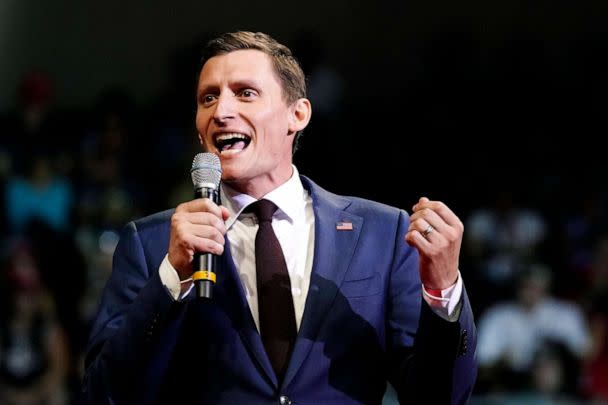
[
  {"left": 476, "top": 262, "right": 591, "bottom": 396},
  {"left": 4, "top": 153, "right": 74, "bottom": 235},
  {"left": 0, "top": 71, "right": 75, "bottom": 181},
  {"left": 464, "top": 191, "right": 547, "bottom": 315},
  {"left": 0, "top": 239, "right": 69, "bottom": 405},
  {"left": 2, "top": 71, "right": 75, "bottom": 237}
]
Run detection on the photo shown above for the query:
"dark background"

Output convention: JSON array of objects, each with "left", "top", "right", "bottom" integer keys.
[{"left": 2, "top": 0, "right": 606, "bottom": 205}]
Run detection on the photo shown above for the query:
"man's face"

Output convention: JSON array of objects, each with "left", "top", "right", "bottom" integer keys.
[{"left": 196, "top": 49, "right": 303, "bottom": 196}]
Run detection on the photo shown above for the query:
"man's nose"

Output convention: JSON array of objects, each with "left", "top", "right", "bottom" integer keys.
[{"left": 213, "top": 93, "right": 236, "bottom": 123}]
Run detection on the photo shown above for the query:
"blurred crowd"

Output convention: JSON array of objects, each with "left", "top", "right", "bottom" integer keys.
[{"left": 1, "top": 45, "right": 607, "bottom": 405}]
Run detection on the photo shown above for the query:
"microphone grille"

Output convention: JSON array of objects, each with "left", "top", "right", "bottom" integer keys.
[{"left": 191, "top": 152, "right": 222, "bottom": 188}]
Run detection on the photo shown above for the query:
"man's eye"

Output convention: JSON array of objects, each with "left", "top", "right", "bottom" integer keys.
[
  {"left": 200, "top": 94, "right": 216, "bottom": 105},
  {"left": 240, "top": 89, "right": 256, "bottom": 98}
]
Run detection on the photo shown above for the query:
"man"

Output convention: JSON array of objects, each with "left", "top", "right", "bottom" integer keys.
[{"left": 82, "top": 31, "right": 477, "bottom": 404}]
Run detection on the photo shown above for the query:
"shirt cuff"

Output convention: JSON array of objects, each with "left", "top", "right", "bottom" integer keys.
[
  {"left": 421, "top": 271, "right": 463, "bottom": 322},
  {"left": 159, "top": 254, "right": 193, "bottom": 301}
]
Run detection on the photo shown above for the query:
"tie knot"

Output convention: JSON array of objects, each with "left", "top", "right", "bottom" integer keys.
[{"left": 247, "top": 199, "right": 278, "bottom": 223}]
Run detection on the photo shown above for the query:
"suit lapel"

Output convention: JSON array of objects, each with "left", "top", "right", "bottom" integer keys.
[
  {"left": 283, "top": 177, "right": 363, "bottom": 388},
  {"left": 216, "top": 238, "right": 278, "bottom": 387}
]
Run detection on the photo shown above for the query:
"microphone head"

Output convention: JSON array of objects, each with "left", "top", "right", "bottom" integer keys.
[{"left": 191, "top": 152, "right": 222, "bottom": 189}]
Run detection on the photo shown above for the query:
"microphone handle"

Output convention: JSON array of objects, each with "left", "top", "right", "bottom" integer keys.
[{"left": 194, "top": 186, "right": 220, "bottom": 299}]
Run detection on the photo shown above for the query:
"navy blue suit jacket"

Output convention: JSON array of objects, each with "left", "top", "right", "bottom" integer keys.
[{"left": 82, "top": 176, "right": 477, "bottom": 404}]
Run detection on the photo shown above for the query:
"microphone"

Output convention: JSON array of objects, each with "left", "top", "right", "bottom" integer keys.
[{"left": 190, "top": 152, "right": 222, "bottom": 299}]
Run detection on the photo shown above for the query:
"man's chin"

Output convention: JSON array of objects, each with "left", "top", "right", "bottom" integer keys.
[{"left": 220, "top": 170, "right": 247, "bottom": 185}]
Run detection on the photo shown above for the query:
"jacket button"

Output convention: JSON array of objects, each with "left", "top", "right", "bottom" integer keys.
[
  {"left": 459, "top": 329, "right": 468, "bottom": 356},
  {"left": 279, "top": 395, "right": 291, "bottom": 405}
]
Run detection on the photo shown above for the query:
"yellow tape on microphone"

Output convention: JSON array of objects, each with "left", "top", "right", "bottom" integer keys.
[{"left": 192, "top": 270, "right": 217, "bottom": 283}]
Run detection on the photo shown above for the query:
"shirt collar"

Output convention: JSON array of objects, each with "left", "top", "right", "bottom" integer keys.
[{"left": 221, "top": 165, "right": 307, "bottom": 230}]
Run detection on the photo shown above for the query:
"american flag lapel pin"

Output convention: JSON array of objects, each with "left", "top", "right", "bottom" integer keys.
[{"left": 336, "top": 221, "right": 353, "bottom": 231}]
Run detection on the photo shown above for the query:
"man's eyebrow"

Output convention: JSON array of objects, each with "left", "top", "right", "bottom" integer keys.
[
  {"left": 197, "top": 83, "right": 219, "bottom": 96},
  {"left": 231, "top": 79, "right": 261, "bottom": 89},
  {"left": 200, "top": 79, "right": 262, "bottom": 90}
]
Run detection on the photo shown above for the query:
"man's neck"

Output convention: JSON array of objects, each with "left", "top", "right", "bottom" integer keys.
[{"left": 224, "top": 167, "right": 295, "bottom": 199}]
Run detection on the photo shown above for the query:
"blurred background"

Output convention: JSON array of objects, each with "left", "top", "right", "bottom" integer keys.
[{"left": 1, "top": 0, "right": 607, "bottom": 404}]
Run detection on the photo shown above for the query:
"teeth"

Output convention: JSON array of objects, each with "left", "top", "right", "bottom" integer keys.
[
  {"left": 214, "top": 132, "right": 251, "bottom": 155},
  {"left": 220, "top": 148, "right": 243, "bottom": 156},
  {"left": 216, "top": 133, "right": 249, "bottom": 142}
]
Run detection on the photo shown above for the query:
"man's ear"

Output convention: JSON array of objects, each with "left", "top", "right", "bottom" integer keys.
[{"left": 288, "top": 98, "right": 312, "bottom": 135}]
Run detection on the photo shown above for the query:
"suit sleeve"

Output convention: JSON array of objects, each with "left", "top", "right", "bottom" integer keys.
[
  {"left": 386, "top": 210, "right": 477, "bottom": 405},
  {"left": 81, "top": 221, "right": 185, "bottom": 404}
]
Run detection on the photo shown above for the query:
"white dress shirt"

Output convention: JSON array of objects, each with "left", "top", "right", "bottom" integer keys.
[
  {"left": 159, "top": 166, "right": 462, "bottom": 327},
  {"left": 217, "top": 167, "right": 315, "bottom": 331}
]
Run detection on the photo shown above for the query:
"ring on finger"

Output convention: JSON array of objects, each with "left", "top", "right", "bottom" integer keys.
[{"left": 422, "top": 224, "right": 434, "bottom": 238}]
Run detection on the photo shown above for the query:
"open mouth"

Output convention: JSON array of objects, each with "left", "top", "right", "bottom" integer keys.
[{"left": 214, "top": 133, "right": 252, "bottom": 154}]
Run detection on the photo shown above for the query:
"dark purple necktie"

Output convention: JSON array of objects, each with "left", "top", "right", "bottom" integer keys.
[{"left": 248, "top": 199, "right": 297, "bottom": 381}]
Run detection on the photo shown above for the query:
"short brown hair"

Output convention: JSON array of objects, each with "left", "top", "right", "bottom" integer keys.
[{"left": 200, "top": 31, "right": 308, "bottom": 153}]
